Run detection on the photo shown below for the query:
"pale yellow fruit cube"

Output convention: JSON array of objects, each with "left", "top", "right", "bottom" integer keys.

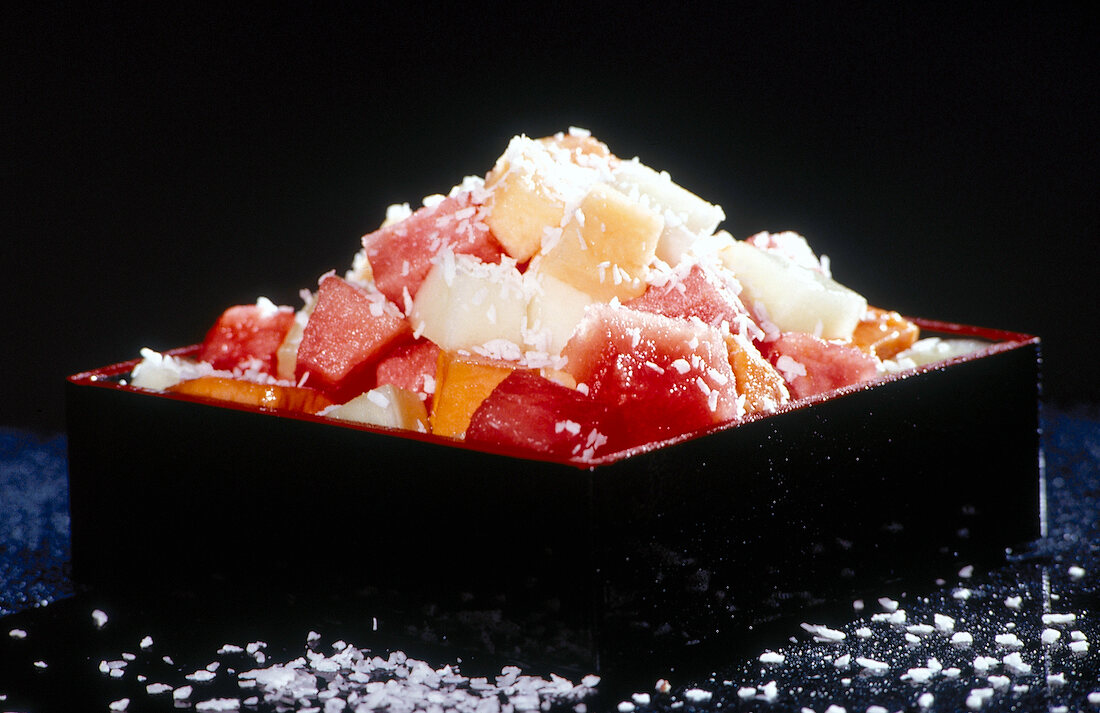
[
  {"left": 325, "top": 384, "right": 429, "bottom": 432},
  {"left": 720, "top": 239, "right": 867, "bottom": 340},
  {"left": 537, "top": 183, "right": 664, "bottom": 302},
  {"left": 410, "top": 252, "right": 529, "bottom": 354},
  {"left": 524, "top": 270, "right": 600, "bottom": 358}
]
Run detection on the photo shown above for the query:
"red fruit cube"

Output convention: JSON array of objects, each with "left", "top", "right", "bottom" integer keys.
[
  {"left": 763, "top": 332, "right": 881, "bottom": 400},
  {"left": 200, "top": 302, "right": 296, "bottom": 375},
  {"left": 374, "top": 339, "right": 442, "bottom": 406},
  {"left": 626, "top": 261, "right": 756, "bottom": 338},
  {"left": 361, "top": 191, "right": 502, "bottom": 307},
  {"left": 562, "top": 304, "right": 741, "bottom": 450},
  {"left": 296, "top": 275, "right": 411, "bottom": 399},
  {"left": 465, "top": 370, "right": 620, "bottom": 461}
]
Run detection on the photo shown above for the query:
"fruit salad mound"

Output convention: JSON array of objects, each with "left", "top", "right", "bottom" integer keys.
[{"left": 130, "top": 128, "right": 963, "bottom": 462}]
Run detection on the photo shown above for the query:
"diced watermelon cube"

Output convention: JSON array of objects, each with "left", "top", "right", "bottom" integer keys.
[
  {"left": 626, "top": 261, "right": 758, "bottom": 338},
  {"left": 762, "top": 332, "right": 881, "bottom": 400},
  {"left": 465, "top": 370, "right": 620, "bottom": 461},
  {"left": 374, "top": 339, "right": 442, "bottom": 406},
  {"left": 361, "top": 191, "right": 502, "bottom": 306},
  {"left": 199, "top": 302, "right": 296, "bottom": 375},
  {"left": 296, "top": 275, "right": 411, "bottom": 399},
  {"left": 561, "top": 304, "right": 742, "bottom": 450}
]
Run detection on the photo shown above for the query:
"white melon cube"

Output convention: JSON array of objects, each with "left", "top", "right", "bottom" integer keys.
[
  {"left": 720, "top": 240, "right": 867, "bottom": 340},
  {"left": 525, "top": 271, "right": 600, "bottom": 358},
  {"left": 611, "top": 158, "right": 726, "bottom": 265},
  {"left": 410, "top": 251, "right": 529, "bottom": 353},
  {"left": 325, "top": 384, "right": 428, "bottom": 431}
]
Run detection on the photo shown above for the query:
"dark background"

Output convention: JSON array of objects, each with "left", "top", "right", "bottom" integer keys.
[{"left": 4, "top": 4, "right": 1096, "bottom": 432}]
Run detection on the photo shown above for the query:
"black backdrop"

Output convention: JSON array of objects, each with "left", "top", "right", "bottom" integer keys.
[{"left": 4, "top": 4, "right": 1097, "bottom": 431}]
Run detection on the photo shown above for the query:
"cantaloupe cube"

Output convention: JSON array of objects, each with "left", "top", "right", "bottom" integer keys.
[
  {"left": 410, "top": 252, "right": 529, "bottom": 354},
  {"left": 611, "top": 158, "right": 725, "bottom": 265},
  {"left": 720, "top": 239, "right": 867, "bottom": 340},
  {"left": 483, "top": 135, "right": 605, "bottom": 263},
  {"left": 429, "top": 351, "right": 517, "bottom": 438},
  {"left": 725, "top": 332, "right": 790, "bottom": 415},
  {"left": 324, "top": 384, "right": 428, "bottom": 431},
  {"left": 168, "top": 376, "right": 333, "bottom": 414},
  {"left": 484, "top": 162, "right": 566, "bottom": 263},
  {"left": 537, "top": 184, "right": 663, "bottom": 303}
]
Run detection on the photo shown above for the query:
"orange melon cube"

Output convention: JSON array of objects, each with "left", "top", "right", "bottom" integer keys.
[
  {"left": 429, "top": 351, "right": 517, "bottom": 438},
  {"left": 537, "top": 184, "right": 663, "bottom": 302},
  {"left": 852, "top": 307, "right": 920, "bottom": 359},
  {"left": 725, "top": 333, "right": 790, "bottom": 416},
  {"left": 168, "top": 376, "right": 333, "bottom": 414}
]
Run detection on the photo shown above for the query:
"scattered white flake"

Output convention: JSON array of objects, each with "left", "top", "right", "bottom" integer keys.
[
  {"left": 760, "top": 650, "right": 785, "bottom": 664},
  {"left": 801, "top": 623, "right": 846, "bottom": 642},
  {"left": 918, "top": 693, "right": 934, "bottom": 709},
  {"left": 1070, "top": 639, "right": 1090, "bottom": 653},
  {"left": 173, "top": 685, "right": 193, "bottom": 700},
  {"left": 1013, "top": 684, "right": 1030, "bottom": 694},
  {"left": 852, "top": 599, "right": 864, "bottom": 612},
  {"left": 683, "top": 688, "right": 712, "bottom": 703},
  {"left": 934, "top": 613, "right": 955, "bottom": 631},
  {"left": 958, "top": 564, "right": 974, "bottom": 578},
  {"left": 147, "top": 682, "right": 173, "bottom": 695},
  {"left": 951, "top": 631, "right": 974, "bottom": 644},
  {"left": 307, "top": 631, "right": 322, "bottom": 643},
  {"left": 618, "top": 702, "right": 635, "bottom": 713},
  {"left": 1047, "top": 672, "right": 1067, "bottom": 686},
  {"left": 1003, "top": 652, "right": 1032, "bottom": 675},
  {"left": 1087, "top": 691, "right": 1100, "bottom": 705},
  {"left": 632, "top": 692, "right": 651, "bottom": 706},
  {"left": 907, "top": 624, "right": 934, "bottom": 636},
  {"left": 1004, "top": 595, "right": 1022, "bottom": 609},
  {"left": 8, "top": 628, "right": 27, "bottom": 639},
  {"left": 186, "top": 669, "right": 216, "bottom": 682},
  {"left": 218, "top": 644, "right": 244, "bottom": 655},
  {"left": 196, "top": 700, "right": 241, "bottom": 712},
  {"left": 903, "top": 667, "right": 935, "bottom": 683},
  {"left": 33, "top": 660, "right": 48, "bottom": 669},
  {"left": 905, "top": 633, "right": 921, "bottom": 644},
  {"left": 988, "top": 674, "right": 1011, "bottom": 690},
  {"left": 994, "top": 633, "right": 1022, "bottom": 648},
  {"left": 737, "top": 687, "right": 756, "bottom": 700},
  {"left": 1071, "top": 630, "right": 1087, "bottom": 641},
  {"left": 973, "top": 655, "right": 1000, "bottom": 672},
  {"left": 871, "top": 609, "right": 907, "bottom": 625},
  {"left": 139, "top": 635, "right": 153, "bottom": 650},
  {"left": 833, "top": 654, "right": 851, "bottom": 669},
  {"left": 868, "top": 706, "right": 889, "bottom": 713},
  {"left": 655, "top": 679, "right": 671, "bottom": 694},
  {"left": 92, "top": 609, "right": 109, "bottom": 628},
  {"left": 108, "top": 699, "right": 129, "bottom": 711},
  {"left": 953, "top": 588, "right": 972, "bottom": 600},
  {"left": 855, "top": 627, "right": 873, "bottom": 639},
  {"left": 1042, "top": 628, "right": 1062, "bottom": 644},
  {"left": 855, "top": 657, "right": 889, "bottom": 672},
  {"left": 122, "top": 652, "right": 136, "bottom": 661},
  {"left": 1042, "top": 613, "right": 1076, "bottom": 626},
  {"left": 823, "top": 705, "right": 845, "bottom": 713},
  {"left": 1068, "top": 565, "right": 1086, "bottom": 580},
  {"left": 944, "top": 667, "right": 961, "bottom": 678},
  {"left": 760, "top": 681, "right": 779, "bottom": 702},
  {"left": 879, "top": 596, "right": 900, "bottom": 612}
]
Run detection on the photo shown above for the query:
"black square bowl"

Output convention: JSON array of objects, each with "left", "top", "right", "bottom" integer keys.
[{"left": 65, "top": 318, "right": 1041, "bottom": 685}]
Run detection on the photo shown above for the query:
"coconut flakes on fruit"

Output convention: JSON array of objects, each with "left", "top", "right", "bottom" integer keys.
[{"left": 130, "top": 129, "right": 943, "bottom": 460}]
